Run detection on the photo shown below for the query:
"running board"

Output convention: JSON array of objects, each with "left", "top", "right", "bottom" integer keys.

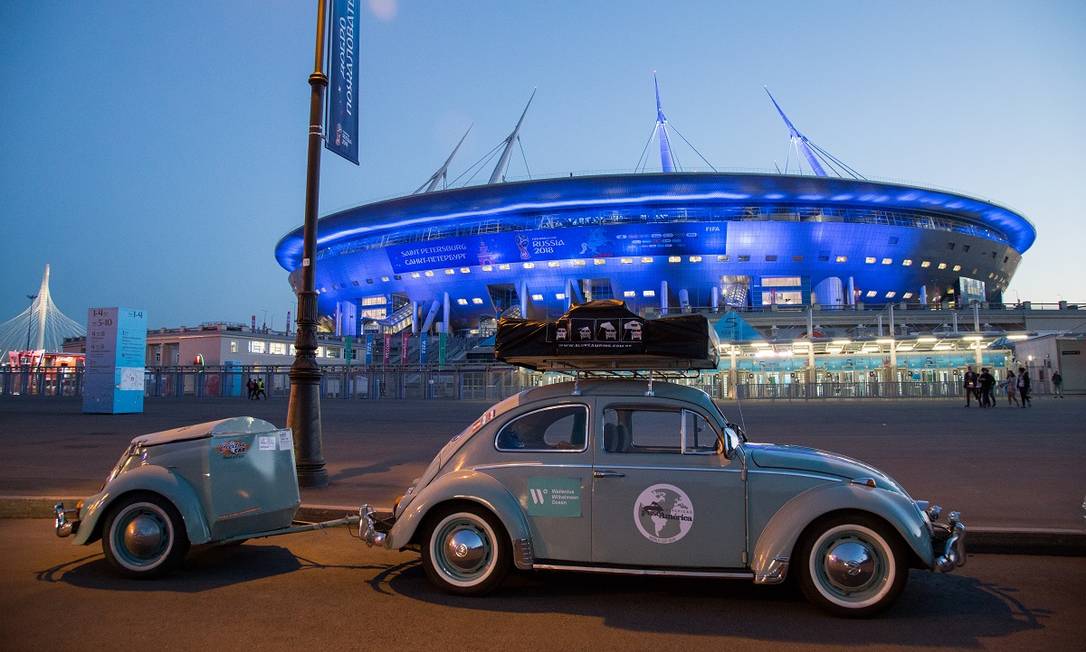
[{"left": 532, "top": 563, "right": 753, "bottom": 579}]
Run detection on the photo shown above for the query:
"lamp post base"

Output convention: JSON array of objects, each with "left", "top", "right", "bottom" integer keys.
[{"left": 287, "top": 371, "right": 328, "bottom": 488}]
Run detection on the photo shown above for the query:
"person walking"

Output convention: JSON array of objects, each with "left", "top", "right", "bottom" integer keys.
[
  {"left": 256, "top": 378, "right": 267, "bottom": 400},
  {"left": 1017, "top": 367, "right": 1031, "bottom": 408},
  {"left": 963, "top": 366, "right": 979, "bottom": 407},
  {"left": 1053, "top": 371, "right": 1064, "bottom": 398},
  {"left": 246, "top": 378, "right": 255, "bottom": 400},
  {"left": 1004, "top": 370, "right": 1020, "bottom": 407},
  {"left": 979, "top": 368, "right": 996, "bottom": 408}
]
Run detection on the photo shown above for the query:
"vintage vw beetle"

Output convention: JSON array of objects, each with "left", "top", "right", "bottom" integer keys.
[
  {"left": 54, "top": 417, "right": 357, "bottom": 578},
  {"left": 362, "top": 378, "right": 966, "bottom": 616}
]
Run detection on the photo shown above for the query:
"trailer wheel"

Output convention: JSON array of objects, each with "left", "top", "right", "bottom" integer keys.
[
  {"left": 421, "top": 504, "right": 510, "bottom": 595},
  {"left": 102, "top": 492, "right": 189, "bottom": 579}
]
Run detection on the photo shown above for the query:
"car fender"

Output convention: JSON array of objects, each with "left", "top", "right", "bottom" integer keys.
[
  {"left": 386, "top": 469, "right": 532, "bottom": 567},
  {"left": 750, "top": 481, "right": 932, "bottom": 582},
  {"left": 72, "top": 465, "right": 212, "bottom": 546}
]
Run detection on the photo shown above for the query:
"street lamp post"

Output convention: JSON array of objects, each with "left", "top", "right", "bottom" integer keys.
[
  {"left": 24, "top": 294, "right": 37, "bottom": 352},
  {"left": 287, "top": 0, "right": 330, "bottom": 488}
]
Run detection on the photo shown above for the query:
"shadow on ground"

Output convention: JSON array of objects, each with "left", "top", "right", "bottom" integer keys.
[
  {"left": 376, "top": 561, "right": 1047, "bottom": 647},
  {"left": 35, "top": 542, "right": 388, "bottom": 593}
]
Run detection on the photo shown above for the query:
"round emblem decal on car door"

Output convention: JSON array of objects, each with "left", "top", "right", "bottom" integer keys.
[{"left": 633, "top": 484, "right": 694, "bottom": 544}]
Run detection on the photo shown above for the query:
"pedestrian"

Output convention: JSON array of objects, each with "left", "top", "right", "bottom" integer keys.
[
  {"left": 1017, "top": 366, "right": 1031, "bottom": 408},
  {"left": 1053, "top": 371, "right": 1064, "bottom": 398},
  {"left": 979, "top": 368, "right": 995, "bottom": 408},
  {"left": 257, "top": 378, "right": 267, "bottom": 400},
  {"left": 246, "top": 378, "right": 255, "bottom": 400},
  {"left": 1004, "top": 370, "right": 1020, "bottom": 407},
  {"left": 963, "top": 366, "right": 979, "bottom": 407}
]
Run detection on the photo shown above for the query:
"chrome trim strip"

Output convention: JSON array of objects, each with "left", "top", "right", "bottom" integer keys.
[
  {"left": 746, "top": 468, "right": 842, "bottom": 482},
  {"left": 532, "top": 563, "right": 753, "bottom": 579},
  {"left": 472, "top": 462, "right": 592, "bottom": 471},
  {"left": 494, "top": 403, "right": 591, "bottom": 454},
  {"left": 585, "top": 464, "right": 741, "bottom": 474}
]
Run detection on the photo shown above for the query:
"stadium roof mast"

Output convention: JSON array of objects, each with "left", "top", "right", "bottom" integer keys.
[
  {"left": 654, "top": 72, "right": 676, "bottom": 172},
  {"left": 764, "top": 87, "right": 827, "bottom": 177},
  {"left": 764, "top": 87, "right": 866, "bottom": 180},
  {"left": 414, "top": 124, "right": 473, "bottom": 194},
  {"left": 489, "top": 89, "right": 536, "bottom": 183}
]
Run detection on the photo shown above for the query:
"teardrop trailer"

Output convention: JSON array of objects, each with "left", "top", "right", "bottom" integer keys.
[{"left": 54, "top": 301, "right": 965, "bottom": 616}]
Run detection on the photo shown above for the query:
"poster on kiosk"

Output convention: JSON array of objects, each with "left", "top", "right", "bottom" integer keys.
[{"left": 82, "top": 307, "right": 147, "bottom": 414}]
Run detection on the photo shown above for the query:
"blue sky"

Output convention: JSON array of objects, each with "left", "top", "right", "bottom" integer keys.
[{"left": 2, "top": 0, "right": 1084, "bottom": 328}]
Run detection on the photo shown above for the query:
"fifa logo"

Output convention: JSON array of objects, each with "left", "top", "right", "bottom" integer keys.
[{"left": 516, "top": 234, "right": 530, "bottom": 260}]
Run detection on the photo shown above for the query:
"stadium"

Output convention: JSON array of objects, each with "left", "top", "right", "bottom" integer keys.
[{"left": 274, "top": 85, "right": 1035, "bottom": 339}]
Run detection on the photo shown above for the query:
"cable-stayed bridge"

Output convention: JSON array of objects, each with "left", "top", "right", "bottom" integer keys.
[{"left": 0, "top": 264, "right": 85, "bottom": 360}]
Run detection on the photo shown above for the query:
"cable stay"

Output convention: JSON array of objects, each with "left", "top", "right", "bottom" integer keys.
[{"left": 414, "top": 124, "right": 473, "bottom": 194}]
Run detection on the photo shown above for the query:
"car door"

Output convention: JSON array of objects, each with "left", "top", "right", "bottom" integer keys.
[
  {"left": 591, "top": 399, "right": 746, "bottom": 569},
  {"left": 479, "top": 400, "right": 594, "bottom": 562}
]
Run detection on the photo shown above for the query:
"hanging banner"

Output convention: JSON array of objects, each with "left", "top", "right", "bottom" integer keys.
[
  {"left": 325, "top": 0, "right": 359, "bottom": 164},
  {"left": 382, "top": 333, "right": 391, "bottom": 366},
  {"left": 343, "top": 336, "right": 354, "bottom": 365},
  {"left": 400, "top": 330, "right": 409, "bottom": 366},
  {"left": 386, "top": 222, "right": 727, "bottom": 274},
  {"left": 439, "top": 332, "right": 447, "bottom": 366},
  {"left": 364, "top": 332, "right": 374, "bottom": 365}
]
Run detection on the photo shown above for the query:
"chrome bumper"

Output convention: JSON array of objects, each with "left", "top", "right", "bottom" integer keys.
[
  {"left": 359, "top": 504, "right": 390, "bottom": 547},
  {"left": 54, "top": 502, "right": 80, "bottom": 538},
  {"left": 930, "top": 508, "right": 966, "bottom": 572}
]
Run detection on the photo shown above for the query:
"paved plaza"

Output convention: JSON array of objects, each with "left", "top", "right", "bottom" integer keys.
[
  {"left": 2, "top": 518, "right": 1084, "bottom": 651},
  {"left": 0, "top": 394, "right": 1083, "bottom": 530}
]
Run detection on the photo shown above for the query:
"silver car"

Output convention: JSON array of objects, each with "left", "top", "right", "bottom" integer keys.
[{"left": 363, "top": 379, "right": 965, "bottom": 617}]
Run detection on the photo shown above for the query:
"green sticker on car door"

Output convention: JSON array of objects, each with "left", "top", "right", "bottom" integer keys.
[{"left": 525, "top": 477, "right": 582, "bottom": 517}]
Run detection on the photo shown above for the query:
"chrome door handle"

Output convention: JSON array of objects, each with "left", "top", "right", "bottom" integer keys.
[{"left": 593, "top": 469, "right": 625, "bottom": 479}]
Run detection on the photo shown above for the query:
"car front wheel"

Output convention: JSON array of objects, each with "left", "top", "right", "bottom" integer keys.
[
  {"left": 421, "top": 505, "right": 510, "bottom": 595},
  {"left": 102, "top": 492, "right": 189, "bottom": 579},
  {"left": 797, "top": 513, "right": 908, "bottom": 617}
]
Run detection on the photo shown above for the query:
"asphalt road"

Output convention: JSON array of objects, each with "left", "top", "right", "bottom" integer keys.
[
  {"left": 2, "top": 519, "right": 1083, "bottom": 651},
  {"left": 1, "top": 396, "right": 1083, "bottom": 530}
]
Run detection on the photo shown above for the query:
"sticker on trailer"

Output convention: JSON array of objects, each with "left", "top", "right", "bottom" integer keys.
[
  {"left": 524, "top": 477, "right": 582, "bottom": 517},
  {"left": 278, "top": 430, "right": 293, "bottom": 451},
  {"left": 258, "top": 436, "right": 276, "bottom": 451},
  {"left": 633, "top": 483, "right": 694, "bottom": 544},
  {"left": 216, "top": 439, "right": 250, "bottom": 458}
]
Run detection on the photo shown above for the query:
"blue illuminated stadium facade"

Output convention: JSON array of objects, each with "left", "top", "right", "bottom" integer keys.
[{"left": 274, "top": 171, "right": 1035, "bottom": 335}]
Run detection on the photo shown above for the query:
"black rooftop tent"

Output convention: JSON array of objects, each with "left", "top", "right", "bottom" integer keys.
[{"left": 495, "top": 300, "right": 719, "bottom": 372}]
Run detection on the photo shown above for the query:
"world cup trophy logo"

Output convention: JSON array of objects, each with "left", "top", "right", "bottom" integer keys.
[{"left": 516, "top": 234, "right": 530, "bottom": 260}]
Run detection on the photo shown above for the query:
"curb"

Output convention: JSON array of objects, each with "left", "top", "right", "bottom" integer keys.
[{"left": 8, "top": 496, "right": 1084, "bottom": 556}]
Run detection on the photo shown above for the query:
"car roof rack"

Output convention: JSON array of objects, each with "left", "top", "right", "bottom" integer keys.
[{"left": 495, "top": 300, "right": 719, "bottom": 395}]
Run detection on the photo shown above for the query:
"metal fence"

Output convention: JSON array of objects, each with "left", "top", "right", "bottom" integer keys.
[{"left": 0, "top": 365, "right": 1057, "bottom": 401}]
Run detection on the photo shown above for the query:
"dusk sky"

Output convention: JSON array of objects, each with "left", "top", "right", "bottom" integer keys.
[{"left": 2, "top": 1, "right": 1084, "bottom": 329}]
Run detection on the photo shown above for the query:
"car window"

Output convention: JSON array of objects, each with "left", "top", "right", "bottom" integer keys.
[
  {"left": 685, "top": 411, "right": 721, "bottom": 453},
  {"left": 604, "top": 408, "right": 680, "bottom": 453},
  {"left": 495, "top": 405, "right": 588, "bottom": 452},
  {"left": 603, "top": 406, "right": 721, "bottom": 454}
]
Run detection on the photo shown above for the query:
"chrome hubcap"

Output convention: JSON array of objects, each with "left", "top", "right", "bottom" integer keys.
[
  {"left": 444, "top": 529, "right": 486, "bottom": 572},
  {"left": 432, "top": 515, "right": 494, "bottom": 585},
  {"left": 824, "top": 540, "right": 876, "bottom": 590},
  {"left": 124, "top": 515, "right": 166, "bottom": 558}
]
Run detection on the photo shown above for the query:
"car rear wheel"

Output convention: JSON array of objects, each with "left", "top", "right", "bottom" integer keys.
[
  {"left": 421, "top": 505, "right": 510, "bottom": 595},
  {"left": 102, "top": 493, "right": 189, "bottom": 579},
  {"left": 797, "top": 513, "right": 908, "bottom": 617}
]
